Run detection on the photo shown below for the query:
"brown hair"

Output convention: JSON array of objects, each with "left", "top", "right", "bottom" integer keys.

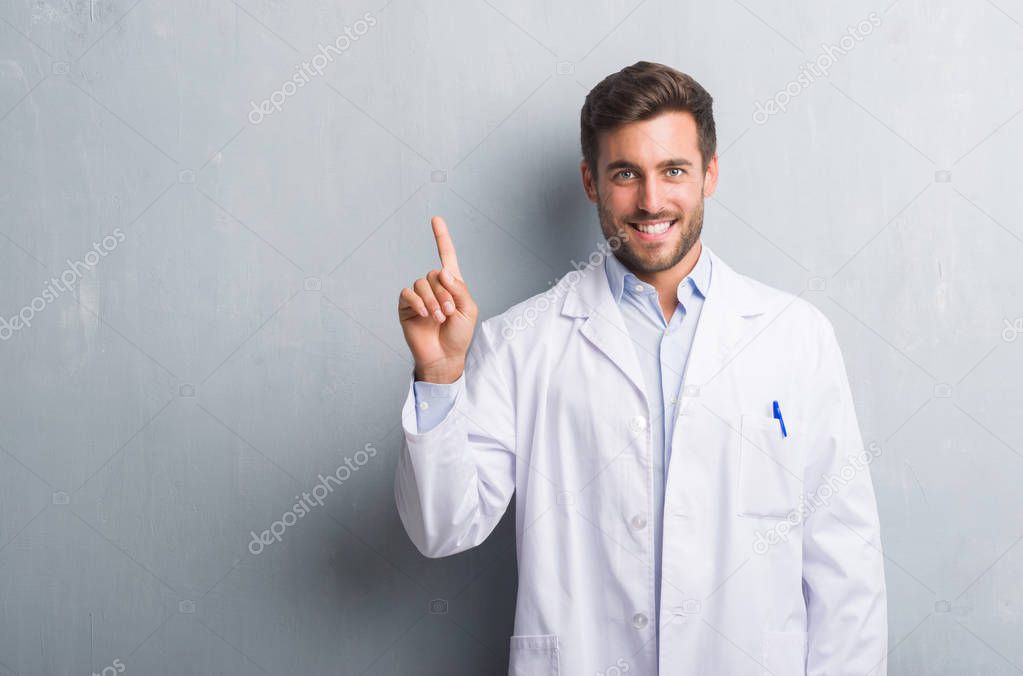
[{"left": 580, "top": 61, "right": 717, "bottom": 176}]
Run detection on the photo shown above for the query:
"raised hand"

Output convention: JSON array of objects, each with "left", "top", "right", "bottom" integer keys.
[{"left": 397, "top": 216, "right": 478, "bottom": 383}]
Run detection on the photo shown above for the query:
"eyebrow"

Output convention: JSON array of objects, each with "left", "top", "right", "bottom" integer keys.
[{"left": 604, "top": 158, "right": 694, "bottom": 173}]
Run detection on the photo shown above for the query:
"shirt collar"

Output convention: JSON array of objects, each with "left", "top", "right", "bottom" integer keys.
[{"left": 604, "top": 241, "right": 712, "bottom": 305}]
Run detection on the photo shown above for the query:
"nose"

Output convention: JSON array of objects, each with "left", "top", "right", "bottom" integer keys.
[{"left": 637, "top": 175, "right": 663, "bottom": 214}]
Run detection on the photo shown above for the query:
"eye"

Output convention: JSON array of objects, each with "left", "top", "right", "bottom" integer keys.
[
  {"left": 613, "top": 170, "right": 635, "bottom": 180},
  {"left": 666, "top": 167, "right": 687, "bottom": 177}
]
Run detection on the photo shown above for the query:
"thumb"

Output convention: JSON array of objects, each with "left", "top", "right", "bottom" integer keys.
[{"left": 438, "top": 268, "right": 473, "bottom": 312}]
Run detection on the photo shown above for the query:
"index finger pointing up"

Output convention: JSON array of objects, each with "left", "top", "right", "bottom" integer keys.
[{"left": 431, "top": 216, "right": 463, "bottom": 281}]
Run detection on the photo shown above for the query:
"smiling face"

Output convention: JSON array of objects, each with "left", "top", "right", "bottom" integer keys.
[{"left": 581, "top": 110, "right": 718, "bottom": 275}]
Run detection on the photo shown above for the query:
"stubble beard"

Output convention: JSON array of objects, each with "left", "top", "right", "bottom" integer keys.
[{"left": 596, "top": 189, "right": 704, "bottom": 274}]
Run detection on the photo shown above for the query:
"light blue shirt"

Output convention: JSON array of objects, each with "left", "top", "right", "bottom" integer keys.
[
  {"left": 411, "top": 244, "right": 712, "bottom": 652},
  {"left": 410, "top": 378, "right": 462, "bottom": 431}
]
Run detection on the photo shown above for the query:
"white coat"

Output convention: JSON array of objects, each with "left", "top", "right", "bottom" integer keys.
[{"left": 395, "top": 243, "right": 887, "bottom": 675}]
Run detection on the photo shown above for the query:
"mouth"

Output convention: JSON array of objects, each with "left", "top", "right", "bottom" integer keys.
[{"left": 627, "top": 219, "right": 677, "bottom": 241}]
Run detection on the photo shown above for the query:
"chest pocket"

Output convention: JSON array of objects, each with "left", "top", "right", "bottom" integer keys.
[{"left": 736, "top": 414, "right": 802, "bottom": 519}]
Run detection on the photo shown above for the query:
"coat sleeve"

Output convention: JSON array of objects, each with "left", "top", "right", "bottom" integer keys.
[
  {"left": 801, "top": 317, "right": 888, "bottom": 675},
  {"left": 394, "top": 317, "right": 517, "bottom": 558}
]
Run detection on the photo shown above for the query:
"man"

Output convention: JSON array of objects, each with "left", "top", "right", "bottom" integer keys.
[{"left": 395, "top": 61, "right": 887, "bottom": 675}]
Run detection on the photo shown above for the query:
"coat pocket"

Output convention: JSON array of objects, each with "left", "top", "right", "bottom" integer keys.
[
  {"left": 762, "top": 630, "right": 807, "bottom": 676},
  {"left": 508, "top": 634, "right": 560, "bottom": 676},
  {"left": 737, "top": 414, "right": 802, "bottom": 519}
]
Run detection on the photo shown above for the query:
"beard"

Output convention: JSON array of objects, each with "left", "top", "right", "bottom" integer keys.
[{"left": 596, "top": 189, "right": 704, "bottom": 274}]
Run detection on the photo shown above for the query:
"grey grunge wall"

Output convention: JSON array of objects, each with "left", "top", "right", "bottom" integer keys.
[{"left": 1, "top": 0, "right": 1022, "bottom": 674}]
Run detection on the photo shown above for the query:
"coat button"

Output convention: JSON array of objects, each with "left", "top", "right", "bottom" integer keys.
[
  {"left": 632, "top": 612, "right": 648, "bottom": 629},
  {"left": 630, "top": 514, "right": 647, "bottom": 530},
  {"left": 629, "top": 415, "right": 648, "bottom": 433}
]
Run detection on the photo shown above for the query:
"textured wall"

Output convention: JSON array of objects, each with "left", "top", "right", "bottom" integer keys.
[{"left": 1, "top": 0, "right": 1022, "bottom": 674}]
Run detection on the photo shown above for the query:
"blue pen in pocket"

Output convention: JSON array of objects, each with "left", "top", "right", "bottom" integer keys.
[{"left": 772, "top": 400, "right": 788, "bottom": 438}]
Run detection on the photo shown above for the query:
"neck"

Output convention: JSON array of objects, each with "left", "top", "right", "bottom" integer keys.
[{"left": 625, "top": 239, "right": 702, "bottom": 324}]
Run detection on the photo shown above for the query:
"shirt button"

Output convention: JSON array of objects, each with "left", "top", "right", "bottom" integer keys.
[
  {"left": 629, "top": 415, "right": 648, "bottom": 432},
  {"left": 418, "top": 400, "right": 429, "bottom": 410},
  {"left": 632, "top": 612, "right": 648, "bottom": 629},
  {"left": 630, "top": 514, "right": 647, "bottom": 530},
  {"left": 633, "top": 283, "right": 644, "bottom": 293}
]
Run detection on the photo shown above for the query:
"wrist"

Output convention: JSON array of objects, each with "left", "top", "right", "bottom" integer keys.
[{"left": 414, "top": 358, "right": 465, "bottom": 384}]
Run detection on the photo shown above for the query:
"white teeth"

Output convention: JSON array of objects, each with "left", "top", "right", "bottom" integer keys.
[{"left": 633, "top": 220, "right": 672, "bottom": 234}]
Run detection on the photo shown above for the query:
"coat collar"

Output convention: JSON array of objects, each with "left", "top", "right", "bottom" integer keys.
[{"left": 560, "top": 241, "right": 773, "bottom": 411}]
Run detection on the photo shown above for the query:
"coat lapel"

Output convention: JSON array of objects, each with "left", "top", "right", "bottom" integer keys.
[
  {"left": 560, "top": 242, "right": 772, "bottom": 414},
  {"left": 561, "top": 258, "right": 649, "bottom": 406},
  {"left": 676, "top": 244, "right": 772, "bottom": 415}
]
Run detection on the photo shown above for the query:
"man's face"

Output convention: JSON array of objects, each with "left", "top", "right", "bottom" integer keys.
[{"left": 580, "top": 110, "right": 718, "bottom": 274}]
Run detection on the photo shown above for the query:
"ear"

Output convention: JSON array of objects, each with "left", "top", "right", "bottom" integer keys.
[
  {"left": 702, "top": 153, "right": 719, "bottom": 198},
  {"left": 580, "top": 159, "right": 598, "bottom": 203}
]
